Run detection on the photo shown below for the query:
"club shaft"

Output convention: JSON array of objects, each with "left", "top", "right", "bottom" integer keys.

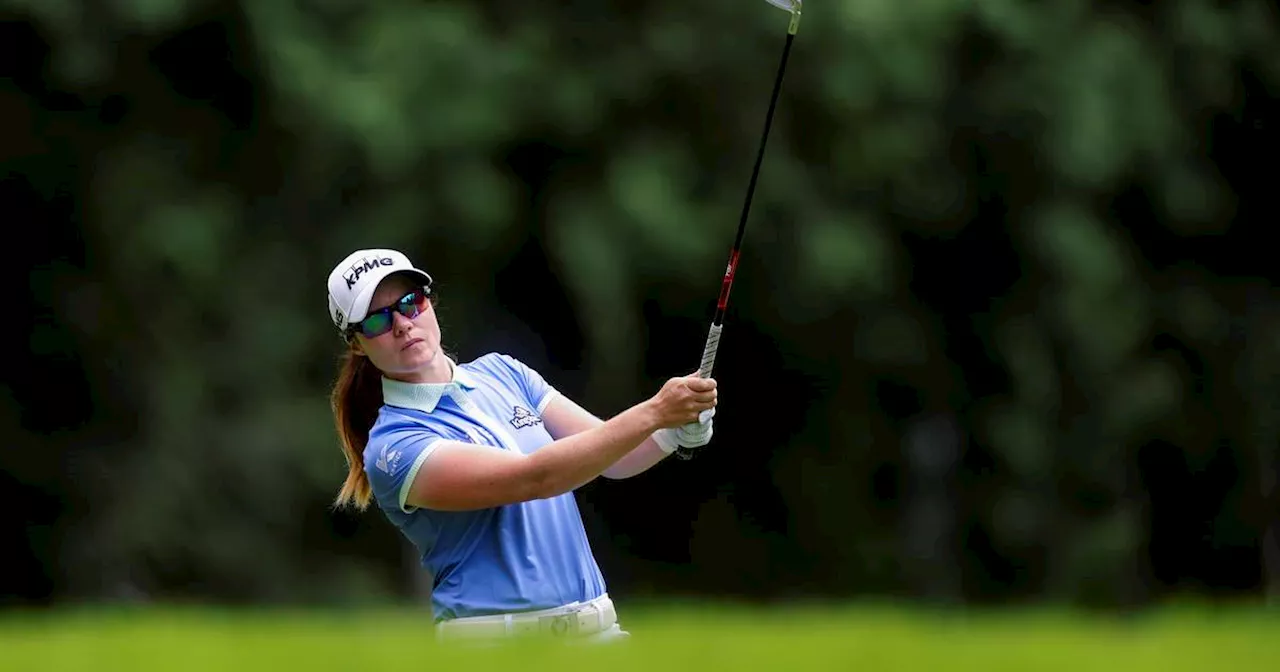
[
  {"left": 675, "top": 14, "right": 797, "bottom": 459},
  {"left": 696, "top": 30, "right": 795, "bottom": 380}
]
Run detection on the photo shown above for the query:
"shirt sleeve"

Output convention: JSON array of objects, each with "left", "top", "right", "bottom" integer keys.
[
  {"left": 494, "top": 353, "right": 559, "bottom": 414},
  {"left": 365, "top": 429, "right": 444, "bottom": 514}
]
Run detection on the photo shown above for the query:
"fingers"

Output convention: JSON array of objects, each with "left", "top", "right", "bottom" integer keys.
[
  {"left": 684, "top": 375, "right": 716, "bottom": 392},
  {"left": 685, "top": 375, "right": 717, "bottom": 407},
  {"left": 657, "top": 374, "right": 720, "bottom": 427},
  {"left": 670, "top": 373, "right": 715, "bottom": 389}
]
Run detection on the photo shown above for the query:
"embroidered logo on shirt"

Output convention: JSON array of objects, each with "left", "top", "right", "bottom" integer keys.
[{"left": 510, "top": 405, "right": 541, "bottom": 429}]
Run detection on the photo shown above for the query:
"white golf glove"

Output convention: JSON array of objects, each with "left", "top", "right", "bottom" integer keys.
[{"left": 654, "top": 408, "right": 715, "bottom": 453}]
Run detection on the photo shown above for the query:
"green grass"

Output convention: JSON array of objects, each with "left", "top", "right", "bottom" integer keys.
[{"left": 1, "top": 601, "right": 1276, "bottom": 671}]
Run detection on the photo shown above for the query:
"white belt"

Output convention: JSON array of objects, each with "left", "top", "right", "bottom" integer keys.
[{"left": 436, "top": 594, "right": 617, "bottom": 641}]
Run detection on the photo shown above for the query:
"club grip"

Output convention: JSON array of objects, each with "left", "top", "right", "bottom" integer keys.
[
  {"left": 697, "top": 323, "right": 723, "bottom": 379},
  {"left": 672, "top": 323, "right": 723, "bottom": 461}
]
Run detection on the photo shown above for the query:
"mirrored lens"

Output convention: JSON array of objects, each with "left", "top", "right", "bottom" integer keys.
[
  {"left": 360, "top": 312, "right": 393, "bottom": 337},
  {"left": 397, "top": 289, "right": 428, "bottom": 317}
]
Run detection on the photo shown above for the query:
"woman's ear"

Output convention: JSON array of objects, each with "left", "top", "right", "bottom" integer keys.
[{"left": 348, "top": 336, "right": 366, "bottom": 357}]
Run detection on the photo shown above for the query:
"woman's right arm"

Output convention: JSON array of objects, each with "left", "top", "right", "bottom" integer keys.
[{"left": 403, "top": 374, "right": 716, "bottom": 512}]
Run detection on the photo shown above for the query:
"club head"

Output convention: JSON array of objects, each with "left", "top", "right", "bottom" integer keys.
[
  {"left": 763, "top": 0, "right": 802, "bottom": 33},
  {"left": 764, "top": 0, "right": 801, "bottom": 12}
]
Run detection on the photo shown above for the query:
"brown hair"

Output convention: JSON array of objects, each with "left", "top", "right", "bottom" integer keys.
[
  {"left": 330, "top": 346, "right": 384, "bottom": 510},
  {"left": 329, "top": 275, "right": 443, "bottom": 511}
]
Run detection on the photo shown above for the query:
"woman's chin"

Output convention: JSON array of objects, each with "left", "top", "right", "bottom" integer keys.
[{"left": 399, "top": 342, "right": 437, "bottom": 368}]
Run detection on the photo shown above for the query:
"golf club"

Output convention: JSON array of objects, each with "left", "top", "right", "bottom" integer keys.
[{"left": 675, "top": 0, "right": 802, "bottom": 459}]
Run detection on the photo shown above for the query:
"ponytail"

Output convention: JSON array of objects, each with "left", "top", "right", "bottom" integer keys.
[{"left": 331, "top": 348, "right": 384, "bottom": 510}]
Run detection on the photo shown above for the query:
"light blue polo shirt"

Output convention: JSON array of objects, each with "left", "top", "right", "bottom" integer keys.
[{"left": 363, "top": 352, "right": 608, "bottom": 622}]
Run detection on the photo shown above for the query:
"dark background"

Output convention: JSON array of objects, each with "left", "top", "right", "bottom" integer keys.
[{"left": 3, "top": 0, "right": 1278, "bottom": 610}]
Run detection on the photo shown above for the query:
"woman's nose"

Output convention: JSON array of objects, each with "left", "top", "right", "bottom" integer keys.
[{"left": 392, "top": 311, "right": 414, "bottom": 334}]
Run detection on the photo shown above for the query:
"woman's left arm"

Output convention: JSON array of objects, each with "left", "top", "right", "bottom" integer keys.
[{"left": 540, "top": 393, "right": 673, "bottom": 479}]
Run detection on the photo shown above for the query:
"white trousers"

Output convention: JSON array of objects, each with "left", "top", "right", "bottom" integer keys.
[{"left": 435, "top": 593, "right": 630, "bottom": 644}]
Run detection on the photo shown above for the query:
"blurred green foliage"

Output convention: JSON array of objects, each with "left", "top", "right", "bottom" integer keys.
[{"left": 3, "top": 0, "right": 1279, "bottom": 607}]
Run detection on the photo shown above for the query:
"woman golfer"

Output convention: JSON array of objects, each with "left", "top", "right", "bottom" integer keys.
[{"left": 324, "top": 248, "right": 717, "bottom": 642}]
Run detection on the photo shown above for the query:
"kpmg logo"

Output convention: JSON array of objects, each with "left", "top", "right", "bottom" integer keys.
[{"left": 345, "top": 256, "right": 395, "bottom": 289}]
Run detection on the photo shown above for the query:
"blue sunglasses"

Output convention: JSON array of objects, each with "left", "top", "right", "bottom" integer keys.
[{"left": 347, "top": 286, "right": 431, "bottom": 340}]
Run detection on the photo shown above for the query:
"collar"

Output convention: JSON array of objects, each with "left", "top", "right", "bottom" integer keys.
[{"left": 381, "top": 358, "right": 479, "bottom": 413}]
